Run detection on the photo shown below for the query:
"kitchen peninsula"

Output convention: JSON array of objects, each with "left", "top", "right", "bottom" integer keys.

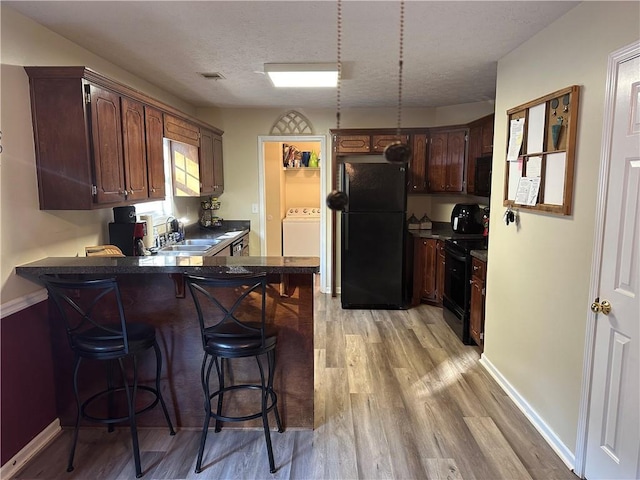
[{"left": 16, "top": 255, "right": 319, "bottom": 429}]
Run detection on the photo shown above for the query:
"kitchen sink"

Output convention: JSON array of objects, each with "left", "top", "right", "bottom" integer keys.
[
  {"left": 157, "top": 244, "right": 216, "bottom": 255},
  {"left": 183, "top": 239, "right": 221, "bottom": 246},
  {"left": 161, "top": 245, "right": 212, "bottom": 252}
]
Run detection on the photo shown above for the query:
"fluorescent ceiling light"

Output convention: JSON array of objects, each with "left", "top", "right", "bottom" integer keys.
[{"left": 264, "top": 63, "right": 339, "bottom": 88}]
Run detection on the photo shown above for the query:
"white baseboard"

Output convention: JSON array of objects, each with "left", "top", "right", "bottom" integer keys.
[
  {"left": 479, "top": 354, "right": 576, "bottom": 471},
  {"left": 0, "top": 419, "right": 61, "bottom": 479}
]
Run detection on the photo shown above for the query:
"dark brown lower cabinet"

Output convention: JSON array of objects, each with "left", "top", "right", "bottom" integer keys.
[
  {"left": 412, "top": 237, "right": 444, "bottom": 306},
  {"left": 469, "top": 256, "right": 486, "bottom": 350}
]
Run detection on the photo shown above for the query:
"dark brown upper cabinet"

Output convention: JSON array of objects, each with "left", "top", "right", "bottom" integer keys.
[
  {"left": 145, "top": 106, "right": 166, "bottom": 199},
  {"left": 24, "top": 66, "right": 223, "bottom": 209},
  {"left": 427, "top": 128, "right": 467, "bottom": 193}
]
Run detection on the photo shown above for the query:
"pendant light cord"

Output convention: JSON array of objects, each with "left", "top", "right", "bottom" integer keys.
[
  {"left": 396, "top": 0, "right": 405, "bottom": 136},
  {"left": 336, "top": 0, "right": 342, "bottom": 129}
]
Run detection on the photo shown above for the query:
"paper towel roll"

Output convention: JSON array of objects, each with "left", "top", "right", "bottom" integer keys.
[{"left": 140, "top": 214, "right": 155, "bottom": 248}]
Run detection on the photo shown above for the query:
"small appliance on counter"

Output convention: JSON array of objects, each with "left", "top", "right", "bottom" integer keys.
[
  {"left": 108, "top": 206, "right": 146, "bottom": 256},
  {"left": 199, "top": 196, "right": 223, "bottom": 228},
  {"left": 451, "top": 203, "right": 484, "bottom": 234}
]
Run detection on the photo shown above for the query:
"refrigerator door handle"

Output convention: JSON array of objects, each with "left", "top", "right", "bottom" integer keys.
[
  {"left": 344, "top": 171, "right": 350, "bottom": 213},
  {"left": 344, "top": 214, "right": 349, "bottom": 251}
]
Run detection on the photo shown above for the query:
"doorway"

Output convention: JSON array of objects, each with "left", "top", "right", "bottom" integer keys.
[{"left": 257, "top": 135, "right": 329, "bottom": 293}]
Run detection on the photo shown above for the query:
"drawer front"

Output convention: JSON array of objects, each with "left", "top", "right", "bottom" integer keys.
[
  {"left": 335, "top": 135, "right": 371, "bottom": 153},
  {"left": 372, "top": 134, "right": 410, "bottom": 153}
]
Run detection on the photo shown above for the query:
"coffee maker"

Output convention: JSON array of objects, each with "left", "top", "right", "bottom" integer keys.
[{"left": 108, "top": 206, "right": 146, "bottom": 256}]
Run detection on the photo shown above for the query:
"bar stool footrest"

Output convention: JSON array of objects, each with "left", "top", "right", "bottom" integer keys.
[
  {"left": 81, "top": 385, "right": 161, "bottom": 424},
  {"left": 207, "top": 384, "right": 278, "bottom": 423}
]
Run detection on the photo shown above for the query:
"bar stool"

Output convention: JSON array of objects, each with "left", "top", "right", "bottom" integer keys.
[
  {"left": 185, "top": 273, "right": 283, "bottom": 474},
  {"left": 40, "top": 275, "right": 175, "bottom": 478}
]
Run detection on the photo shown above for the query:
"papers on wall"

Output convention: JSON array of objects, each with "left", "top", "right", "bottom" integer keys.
[
  {"left": 526, "top": 104, "right": 546, "bottom": 154},
  {"left": 507, "top": 157, "right": 523, "bottom": 200},
  {"left": 543, "top": 152, "right": 567, "bottom": 205},
  {"left": 507, "top": 118, "right": 525, "bottom": 161},
  {"left": 515, "top": 177, "right": 541, "bottom": 206},
  {"left": 526, "top": 156, "right": 543, "bottom": 178}
]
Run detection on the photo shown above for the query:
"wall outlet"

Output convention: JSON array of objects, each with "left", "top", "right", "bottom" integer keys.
[{"left": 252, "top": 203, "right": 259, "bottom": 214}]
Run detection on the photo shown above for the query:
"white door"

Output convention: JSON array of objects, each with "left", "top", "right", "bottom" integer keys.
[{"left": 584, "top": 43, "right": 640, "bottom": 480}]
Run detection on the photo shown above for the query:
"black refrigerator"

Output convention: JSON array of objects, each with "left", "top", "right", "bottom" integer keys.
[{"left": 340, "top": 159, "right": 409, "bottom": 309}]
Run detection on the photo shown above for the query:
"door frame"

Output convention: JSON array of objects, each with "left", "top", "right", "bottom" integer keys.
[
  {"left": 574, "top": 40, "right": 640, "bottom": 479},
  {"left": 257, "top": 135, "right": 329, "bottom": 293}
]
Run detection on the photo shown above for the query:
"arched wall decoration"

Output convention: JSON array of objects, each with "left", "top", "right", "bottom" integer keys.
[{"left": 269, "top": 110, "right": 314, "bottom": 135}]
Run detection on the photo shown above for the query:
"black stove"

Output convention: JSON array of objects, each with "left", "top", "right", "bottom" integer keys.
[
  {"left": 442, "top": 235, "right": 487, "bottom": 345},
  {"left": 445, "top": 236, "right": 487, "bottom": 254}
]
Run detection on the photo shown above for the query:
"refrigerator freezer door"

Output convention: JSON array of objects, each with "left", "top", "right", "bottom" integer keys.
[
  {"left": 341, "top": 211, "right": 406, "bottom": 308},
  {"left": 342, "top": 162, "right": 407, "bottom": 212}
]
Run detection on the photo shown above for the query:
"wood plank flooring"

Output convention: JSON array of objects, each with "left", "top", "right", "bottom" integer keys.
[{"left": 13, "top": 291, "right": 578, "bottom": 479}]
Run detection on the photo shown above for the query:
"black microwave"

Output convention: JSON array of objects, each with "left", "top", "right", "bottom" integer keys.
[{"left": 474, "top": 156, "right": 492, "bottom": 197}]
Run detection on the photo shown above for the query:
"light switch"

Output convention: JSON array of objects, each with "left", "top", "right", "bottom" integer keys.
[{"left": 252, "top": 203, "right": 259, "bottom": 214}]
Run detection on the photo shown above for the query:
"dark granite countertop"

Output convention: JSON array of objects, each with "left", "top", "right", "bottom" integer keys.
[
  {"left": 15, "top": 255, "right": 320, "bottom": 279},
  {"left": 471, "top": 250, "right": 488, "bottom": 262},
  {"left": 408, "top": 221, "right": 455, "bottom": 239}
]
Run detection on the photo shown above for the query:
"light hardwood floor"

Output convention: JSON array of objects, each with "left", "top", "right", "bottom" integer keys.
[{"left": 14, "top": 292, "right": 578, "bottom": 480}]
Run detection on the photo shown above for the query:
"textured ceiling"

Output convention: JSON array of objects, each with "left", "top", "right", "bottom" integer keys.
[{"left": 6, "top": 1, "right": 579, "bottom": 109}]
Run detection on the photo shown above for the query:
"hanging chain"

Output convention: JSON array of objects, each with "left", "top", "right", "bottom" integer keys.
[
  {"left": 396, "top": 0, "right": 405, "bottom": 135},
  {"left": 336, "top": 0, "right": 342, "bottom": 129}
]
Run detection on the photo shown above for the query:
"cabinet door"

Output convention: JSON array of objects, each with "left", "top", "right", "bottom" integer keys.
[
  {"left": 199, "top": 128, "right": 216, "bottom": 195},
  {"left": 480, "top": 116, "right": 494, "bottom": 155},
  {"left": 212, "top": 134, "right": 224, "bottom": 196},
  {"left": 90, "top": 85, "right": 125, "bottom": 204},
  {"left": 467, "top": 124, "right": 482, "bottom": 195},
  {"left": 469, "top": 257, "right": 486, "bottom": 349},
  {"left": 469, "top": 276, "right": 485, "bottom": 348},
  {"left": 164, "top": 113, "right": 200, "bottom": 147},
  {"left": 334, "top": 135, "right": 371, "bottom": 153},
  {"left": 419, "top": 239, "right": 437, "bottom": 301},
  {"left": 372, "top": 134, "right": 409, "bottom": 154},
  {"left": 121, "top": 97, "right": 148, "bottom": 201},
  {"left": 145, "top": 106, "right": 165, "bottom": 199},
  {"left": 436, "top": 240, "right": 445, "bottom": 304},
  {"left": 445, "top": 130, "right": 466, "bottom": 192},
  {"left": 409, "top": 134, "right": 427, "bottom": 192},
  {"left": 427, "top": 132, "right": 448, "bottom": 192}
]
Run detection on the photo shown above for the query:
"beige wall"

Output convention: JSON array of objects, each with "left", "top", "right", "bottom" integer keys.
[
  {"left": 0, "top": 6, "right": 204, "bottom": 303},
  {"left": 196, "top": 102, "right": 494, "bottom": 259},
  {"left": 485, "top": 1, "right": 639, "bottom": 455}
]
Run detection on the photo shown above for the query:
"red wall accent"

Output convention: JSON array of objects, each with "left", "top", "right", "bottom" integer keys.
[{"left": 1, "top": 300, "right": 57, "bottom": 465}]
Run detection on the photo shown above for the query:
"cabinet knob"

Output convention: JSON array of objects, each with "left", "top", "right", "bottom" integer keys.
[
  {"left": 151, "top": 188, "right": 156, "bottom": 193},
  {"left": 473, "top": 265, "right": 479, "bottom": 271}
]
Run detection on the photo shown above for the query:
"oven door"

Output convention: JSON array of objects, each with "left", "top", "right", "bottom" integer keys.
[{"left": 442, "top": 242, "right": 473, "bottom": 343}]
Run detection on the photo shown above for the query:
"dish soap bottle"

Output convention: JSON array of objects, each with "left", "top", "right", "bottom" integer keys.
[{"left": 309, "top": 151, "right": 319, "bottom": 168}]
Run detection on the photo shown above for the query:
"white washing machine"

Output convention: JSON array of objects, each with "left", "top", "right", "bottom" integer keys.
[{"left": 282, "top": 207, "right": 321, "bottom": 257}]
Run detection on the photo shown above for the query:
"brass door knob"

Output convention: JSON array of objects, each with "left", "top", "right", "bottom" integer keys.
[{"left": 591, "top": 298, "right": 612, "bottom": 315}]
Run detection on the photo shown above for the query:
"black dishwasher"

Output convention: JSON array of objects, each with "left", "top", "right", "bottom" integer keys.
[{"left": 231, "top": 234, "right": 249, "bottom": 256}]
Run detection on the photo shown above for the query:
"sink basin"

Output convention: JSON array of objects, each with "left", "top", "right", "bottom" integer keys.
[
  {"left": 157, "top": 244, "right": 216, "bottom": 255},
  {"left": 161, "top": 245, "right": 212, "bottom": 252},
  {"left": 183, "top": 239, "right": 220, "bottom": 246}
]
